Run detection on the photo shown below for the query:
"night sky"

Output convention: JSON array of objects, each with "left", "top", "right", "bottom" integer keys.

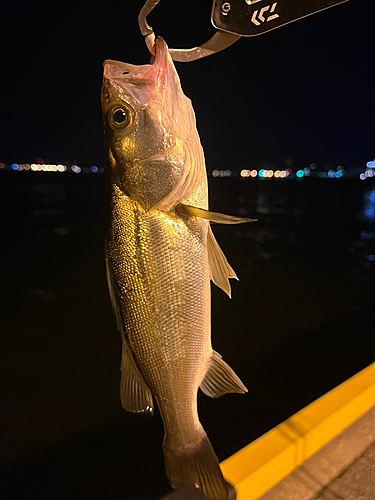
[{"left": 1, "top": 0, "right": 374, "bottom": 169}]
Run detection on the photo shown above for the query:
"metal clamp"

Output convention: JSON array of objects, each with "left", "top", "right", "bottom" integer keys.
[{"left": 138, "top": 0, "right": 241, "bottom": 62}]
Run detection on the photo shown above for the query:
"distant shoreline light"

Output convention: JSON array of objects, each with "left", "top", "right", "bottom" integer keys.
[
  {"left": 209, "top": 165, "right": 375, "bottom": 180},
  {"left": 1, "top": 161, "right": 373, "bottom": 180},
  {"left": 214, "top": 168, "right": 291, "bottom": 179},
  {"left": 0, "top": 162, "right": 104, "bottom": 173}
]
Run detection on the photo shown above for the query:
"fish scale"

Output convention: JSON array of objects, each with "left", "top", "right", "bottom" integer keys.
[{"left": 109, "top": 186, "right": 210, "bottom": 387}]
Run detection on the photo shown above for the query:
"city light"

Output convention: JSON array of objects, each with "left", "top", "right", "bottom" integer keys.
[
  {"left": 0, "top": 161, "right": 106, "bottom": 173},
  {"left": 296, "top": 170, "right": 304, "bottom": 178},
  {"left": 29, "top": 163, "right": 68, "bottom": 172},
  {"left": 240, "top": 169, "right": 258, "bottom": 178},
  {"left": 238, "top": 168, "right": 291, "bottom": 179},
  {"left": 211, "top": 169, "right": 231, "bottom": 177}
]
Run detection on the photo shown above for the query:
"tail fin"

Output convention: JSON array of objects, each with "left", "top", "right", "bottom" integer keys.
[{"left": 163, "top": 433, "right": 230, "bottom": 500}]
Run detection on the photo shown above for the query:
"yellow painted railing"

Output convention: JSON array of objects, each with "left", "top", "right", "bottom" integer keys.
[{"left": 220, "top": 363, "right": 375, "bottom": 500}]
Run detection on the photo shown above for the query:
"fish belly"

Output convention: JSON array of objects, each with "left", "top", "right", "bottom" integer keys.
[{"left": 107, "top": 186, "right": 211, "bottom": 440}]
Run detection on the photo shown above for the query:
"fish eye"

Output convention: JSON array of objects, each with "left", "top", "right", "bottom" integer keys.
[
  {"left": 108, "top": 104, "right": 134, "bottom": 130},
  {"left": 113, "top": 109, "right": 127, "bottom": 124}
]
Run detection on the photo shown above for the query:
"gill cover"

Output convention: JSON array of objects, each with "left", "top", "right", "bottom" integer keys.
[{"left": 101, "top": 37, "right": 205, "bottom": 210}]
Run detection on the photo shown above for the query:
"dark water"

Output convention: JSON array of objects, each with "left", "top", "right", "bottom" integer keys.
[{"left": 1, "top": 172, "right": 374, "bottom": 499}]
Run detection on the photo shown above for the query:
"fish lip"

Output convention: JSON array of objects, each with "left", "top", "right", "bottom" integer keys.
[
  {"left": 137, "top": 152, "right": 168, "bottom": 164},
  {"left": 102, "top": 60, "right": 134, "bottom": 86},
  {"left": 103, "top": 59, "right": 130, "bottom": 71}
]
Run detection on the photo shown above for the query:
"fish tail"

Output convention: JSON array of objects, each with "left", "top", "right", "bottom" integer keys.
[{"left": 163, "top": 432, "right": 230, "bottom": 500}]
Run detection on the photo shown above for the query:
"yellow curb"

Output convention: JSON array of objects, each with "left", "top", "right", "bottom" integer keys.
[{"left": 220, "top": 363, "right": 375, "bottom": 500}]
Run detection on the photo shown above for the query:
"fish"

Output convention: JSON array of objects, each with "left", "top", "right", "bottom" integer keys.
[{"left": 101, "top": 37, "right": 253, "bottom": 500}]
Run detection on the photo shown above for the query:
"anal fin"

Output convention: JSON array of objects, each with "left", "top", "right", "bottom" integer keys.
[
  {"left": 207, "top": 225, "right": 237, "bottom": 298},
  {"left": 120, "top": 339, "right": 154, "bottom": 415},
  {"left": 200, "top": 350, "right": 248, "bottom": 398}
]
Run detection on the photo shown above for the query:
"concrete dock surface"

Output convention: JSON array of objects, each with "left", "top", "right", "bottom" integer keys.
[{"left": 258, "top": 407, "right": 375, "bottom": 500}]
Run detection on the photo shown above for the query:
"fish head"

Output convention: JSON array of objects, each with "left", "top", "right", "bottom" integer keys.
[{"left": 101, "top": 37, "right": 205, "bottom": 211}]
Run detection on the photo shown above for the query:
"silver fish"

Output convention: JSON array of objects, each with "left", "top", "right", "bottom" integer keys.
[{"left": 101, "top": 37, "right": 251, "bottom": 500}]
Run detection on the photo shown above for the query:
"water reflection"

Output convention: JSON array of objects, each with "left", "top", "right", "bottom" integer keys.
[
  {"left": 360, "top": 188, "right": 375, "bottom": 223},
  {"left": 233, "top": 182, "right": 301, "bottom": 269},
  {"left": 208, "top": 177, "right": 375, "bottom": 376},
  {"left": 210, "top": 178, "right": 375, "bottom": 294},
  {"left": 349, "top": 186, "right": 375, "bottom": 278}
]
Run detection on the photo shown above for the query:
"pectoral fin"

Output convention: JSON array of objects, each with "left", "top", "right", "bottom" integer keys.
[
  {"left": 120, "top": 339, "right": 154, "bottom": 415},
  {"left": 200, "top": 350, "right": 248, "bottom": 398},
  {"left": 179, "top": 204, "right": 256, "bottom": 297},
  {"left": 207, "top": 225, "right": 237, "bottom": 298},
  {"left": 178, "top": 204, "right": 256, "bottom": 224}
]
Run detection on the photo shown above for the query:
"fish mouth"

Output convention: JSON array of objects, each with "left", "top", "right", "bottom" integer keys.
[{"left": 103, "top": 60, "right": 154, "bottom": 87}]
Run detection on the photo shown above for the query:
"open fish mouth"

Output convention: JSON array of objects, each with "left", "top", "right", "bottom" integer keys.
[{"left": 103, "top": 59, "right": 154, "bottom": 86}]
